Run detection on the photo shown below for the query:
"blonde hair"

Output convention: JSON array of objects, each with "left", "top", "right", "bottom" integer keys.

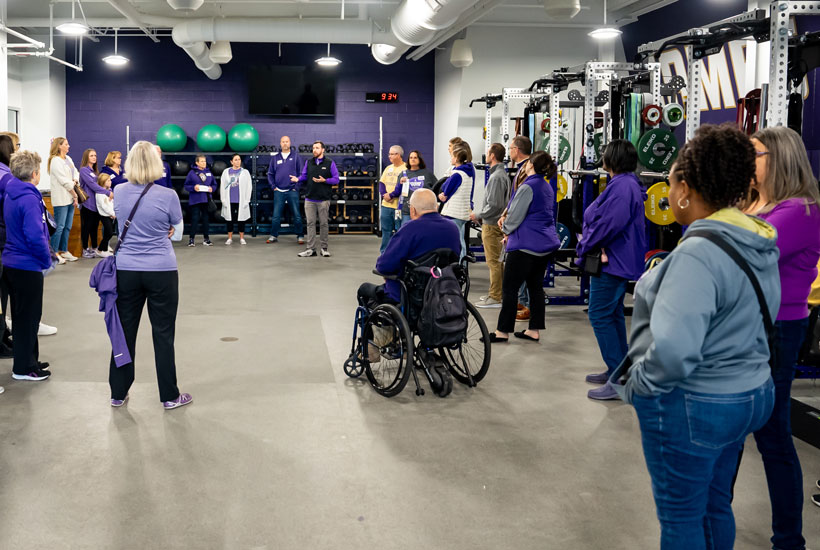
[
  {"left": 124, "top": 141, "right": 162, "bottom": 185},
  {"left": 47, "top": 137, "right": 66, "bottom": 173},
  {"left": 0, "top": 131, "right": 20, "bottom": 148},
  {"left": 98, "top": 172, "right": 112, "bottom": 189},
  {"left": 104, "top": 151, "right": 122, "bottom": 168},
  {"left": 747, "top": 126, "right": 820, "bottom": 214},
  {"left": 10, "top": 150, "right": 42, "bottom": 182}
]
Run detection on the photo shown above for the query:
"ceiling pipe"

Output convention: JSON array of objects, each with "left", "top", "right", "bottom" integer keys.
[
  {"left": 406, "top": 0, "right": 505, "bottom": 61},
  {"left": 104, "top": 0, "right": 160, "bottom": 42}
]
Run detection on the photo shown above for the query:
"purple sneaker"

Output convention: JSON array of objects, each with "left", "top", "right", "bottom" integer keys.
[
  {"left": 163, "top": 392, "right": 193, "bottom": 410},
  {"left": 111, "top": 395, "right": 129, "bottom": 408},
  {"left": 82, "top": 248, "right": 96, "bottom": 259},
  {"left": 587, "top": 382, "right": 621, "bottom": 401},
  {"left": 585, "top": 371, "right": 609, "bottom": 384}
]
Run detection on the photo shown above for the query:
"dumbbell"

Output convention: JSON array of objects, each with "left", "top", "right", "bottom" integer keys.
[
  {"left": 364, "top": 164, "right": 376, "bottom": 177},
  {"left": 360, "top": 189, "right": 371, "bottom": 201},
  {"left": 350, "top": 192, "right": 359, "bottom": 201},
  {"left": 362, "top": 215, "right": 371, "bottom": 225},
  {"left": 335, "top": 214, "right": 345, "bottom": 224},
  {"left": 362, "top": 143, "right": 374, "bottom": 153},
  {"left": 299, "top": 144, "right": 310, "bottom": 153},
  {"left": 341, "top": 191, "right": 349, "bottom": 200},
  {"left": 331, "top": 192, "right": 340, "bottom": 200}
]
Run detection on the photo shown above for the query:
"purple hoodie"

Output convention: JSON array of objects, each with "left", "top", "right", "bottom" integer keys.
[
  {"left": 2, "top": 176, "right": 52, "bottom": 271},
  {"left": 267, "top": 151, "right": 303, "bottom": 191},
  {"left": 89, "top": 256, "right": 132, "bottom": 367},
  {"left": 576, "top": 172, "right": 647, "bottom": 280},
  {"left": 79, "top": 166, "right": 112, "bottom": 213},
  {"left": 184, "top": 167, "right": 215, "bottom": 206},
  {"left": 100, "top": 165, "right": 127, "bottom": 188}
]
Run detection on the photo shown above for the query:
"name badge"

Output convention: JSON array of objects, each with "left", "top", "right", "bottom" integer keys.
[
  {"left": 277, "top": 160, "right": 283, "bottom": 165},
  {"left": 206, "top": 173, "right": 212, "bottom": 177},
  {"left": 162, "top": 171, "right": 167, "bottom": 177}
]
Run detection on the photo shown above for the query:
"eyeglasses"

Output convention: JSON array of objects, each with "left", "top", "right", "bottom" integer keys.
[{"left": 755, "top": 151, "right": 770, "bottom": 157}]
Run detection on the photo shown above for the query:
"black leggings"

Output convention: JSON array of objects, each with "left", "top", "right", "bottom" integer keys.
[
  {"left": 99, "top": 217, "right": 115, "bottom": 252},
  {"left": 497, "top": 250, "right": 550, "bottom": 333},
  {"left": 189, "top": 203, "right": 210, "bottom": 239},
  {"left": 80, "top": 207, "right": 101, "bottom": 249},
  {"left": 226, "top": 203, "right": 246, "bottom": 234}
]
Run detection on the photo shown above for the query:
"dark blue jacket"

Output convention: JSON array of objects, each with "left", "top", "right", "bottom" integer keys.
[
  {"left": 184, "top": 167, "right": 215, "bottom": 206},
  {"left": 506, "top": 174, "right": 561, "bottom": 255},
  {"left": 267, "top": 152, "right": 303, "bottom": 192},
  {"left": 100, "top": 165, "right": 127, "bottom": 188},
  {"left": 375, "top": 212, "right": 462, "bottom": 302},
  {"left": 576, "top": 172, "right": 647, "bottom": 280},
  {"left": 2, "top": 176, "right": 52, "bottom": 271},
  {"left": 154, "top": 162, "right": 173, "bottom": 189}
]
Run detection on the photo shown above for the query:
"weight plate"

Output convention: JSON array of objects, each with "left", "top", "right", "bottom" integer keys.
[
  {"left": 642, "top": 104, "right": 662, "bottom": 126},
  {"left": 637, "top": 129, "right": 679, "bottom": 170},
  {"left": 543, "top": 135, "right": 572, "bottom": 165},
  {"left": 556, "top": 223, "right": 571, "bottom": 249},
  {"left": 593, "top": 133, "right": 603, "bottom": 158},
  {"left": 644, "top": 181, "right": 676, "bottom": 225},
  {"left": 541, "top": 118, "right": 550, "bottom": 134},
  {"left": 662, "top": 103, "right": 684, "bottom": 127},
  {"left": 598, "top": 175, "right": 608, "bottom": 195},
  {"left": 644, "top": 251, "right": 670, "bottom": 272},
  {"left": 556, "top": 174, "right": 568, "bottom": 202},
  {"left": 644, "top": 248, "right": 666, "bottom": 263}
]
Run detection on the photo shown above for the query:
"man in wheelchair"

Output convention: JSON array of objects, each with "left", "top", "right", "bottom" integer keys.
[{"left": 357, "top": 188, "right": 461, "bottom": 309}]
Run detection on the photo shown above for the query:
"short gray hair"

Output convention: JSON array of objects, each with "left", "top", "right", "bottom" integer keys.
[
  {"left": 409, "top": 188, "right": 437, "bottom": 213},
  {"left": 390, "top": 145, "right": 404, "bottom": 158},
  {"left": 10, "top": 150, "right": 42, "bottom": 182},
  {"left": 124, "top": 141, "right": 163, "bottom": 185}
]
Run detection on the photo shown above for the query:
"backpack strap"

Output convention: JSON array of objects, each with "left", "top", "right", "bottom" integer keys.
[
  {"left": 114, "top": 182, "right": 154, "bottom": 255},
  {"left": 683, "top": 229, "right": 777, "bottom": 363}
]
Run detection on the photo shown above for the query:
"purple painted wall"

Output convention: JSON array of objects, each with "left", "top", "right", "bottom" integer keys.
[{"left": 65, "top": 39, "right": 435, "bottom": 168}]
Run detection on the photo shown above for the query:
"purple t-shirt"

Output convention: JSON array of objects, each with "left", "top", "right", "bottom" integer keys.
[
  {"left": 228, "top": 168, "right": 241, "bottom": 204},
  {"left": 758, "top": 198, "right": 820, "bottom": 320},
  {"left": 113, "top": 183, "right": 183, "bottom": 272}
]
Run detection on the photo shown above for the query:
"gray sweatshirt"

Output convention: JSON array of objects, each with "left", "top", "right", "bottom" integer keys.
[
  {"left": 613, "top": 210, "right": 780, "bottom": 403},
  {"left": 477, "top": 163, "right": 511, "bottom": 227}
]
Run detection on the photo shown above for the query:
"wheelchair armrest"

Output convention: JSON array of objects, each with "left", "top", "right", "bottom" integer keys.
[
  {"left": 461, "top": 255, "right": 477, "bottom": 264},
  {"left": 373, "top": 269, "right": 399, "bottom": 280}
]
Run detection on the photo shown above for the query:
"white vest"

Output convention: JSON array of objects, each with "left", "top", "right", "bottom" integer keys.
[{"left": 441, "top": 167, "right": 473, "bottom": 221}]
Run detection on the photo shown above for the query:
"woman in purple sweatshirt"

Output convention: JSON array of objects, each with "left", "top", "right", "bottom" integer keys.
[
  {"left": 2, "top": 150, "right": 53, "bottom": 382},
  {"left": 741, "top": 126, "right": 820, "bottom": 550},
  {"left": 78, "top": 148, "right": 113, "bottom": 258},
  {"left": 576, "top": 140, "right": 647, "bottom": 401},
  {"left": 184, "top": 154, "right": 215, "bottom": 247}
]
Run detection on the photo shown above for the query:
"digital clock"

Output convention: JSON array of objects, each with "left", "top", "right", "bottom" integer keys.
[{"left": 366, "top": 92, "right": 399, "bottom": 103}]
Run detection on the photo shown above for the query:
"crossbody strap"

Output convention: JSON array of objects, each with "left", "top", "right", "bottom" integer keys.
[
  {"left": 114, "top": 182, "right": 154, "bottom": 255},
  {"left": 683, "top": 228, "right": 776, "bottom": 348}
]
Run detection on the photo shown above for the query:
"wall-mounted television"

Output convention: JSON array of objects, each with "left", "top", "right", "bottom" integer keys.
[{"left": 247, "top": 65, "right": 337, "bottom": 117}]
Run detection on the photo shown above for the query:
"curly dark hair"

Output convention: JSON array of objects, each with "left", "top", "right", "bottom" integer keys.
[{"left": 673, "top": 124, "right": 755, "bottom": 211}]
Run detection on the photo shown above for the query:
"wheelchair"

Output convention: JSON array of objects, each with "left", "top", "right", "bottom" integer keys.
[{"left": 343, "top": 248, "right": 492, "bottom": 398}]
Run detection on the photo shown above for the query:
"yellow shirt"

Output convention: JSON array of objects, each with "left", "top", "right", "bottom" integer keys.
[
  {"left": 808, "top": 258, "right": 820, "bottom": 307},
  {"left": 380, "top": 163, "right": 407, "bottom": 209}
]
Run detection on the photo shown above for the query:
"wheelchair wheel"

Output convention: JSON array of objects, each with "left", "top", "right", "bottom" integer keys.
[
  {"left": 363, "top": 304, "right": 414, "bottom": 397},
  {"left": 440, "top": 301, "right": 491, "bottom": 386}
]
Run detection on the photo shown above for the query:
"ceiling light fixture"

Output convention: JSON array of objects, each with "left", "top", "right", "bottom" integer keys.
[
  {"left": 588, "top": 0, "right": 622, "bottom": 40},
  {"left": 316, "top": 43, "right": 341, "bottom": 67},
  {"left": 103, "top": 28, "right": 129, "bottom": 66},
  {"left": 56, "top": 0, "right": 89, "bottom": 35}
]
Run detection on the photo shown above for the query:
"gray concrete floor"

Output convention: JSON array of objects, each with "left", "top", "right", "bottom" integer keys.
[{"left": 1, "top": 235, "right": 819, "bottom": 550}]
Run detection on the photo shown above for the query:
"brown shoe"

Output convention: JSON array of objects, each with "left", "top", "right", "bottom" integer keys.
[
  {"left": 517, "top": 303, "right": 525, "bottom": 311},
  {"left": 516, "top": 306, "right": 531, "bottom": 321}
]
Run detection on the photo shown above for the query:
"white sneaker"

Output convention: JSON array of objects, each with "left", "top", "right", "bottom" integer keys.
[
  {"left": 55, "top": 254, "right": 66, "bottom": 265},
  {"left": 38, "top": 322, "right": 58, "bottom": 336},
  {"left": 478, "top": 295, "right": 488, "bottom": 302},
  {"left": 95, "top": 249, "right": 112, "bottom": 258},
  {"left": 477, "top": 297, "right": 502, "bottom": 309},
  {"left": 225, "top": 238, "right": 233, "bottom": 245},
  {"left": 240, "top": 238, "right": 247, "bottom": 245},
  {"left": 60, "top": 251, "right": 78, "bottom": 262},
  {"left": 320, "top": 248, "right": 331, "bottom": 257},
  {"left": 298, "top": 249, "right": 317, "bottom": 257},
  {"left": 0, "top": 386, "right": 4, "bottom": 394}
]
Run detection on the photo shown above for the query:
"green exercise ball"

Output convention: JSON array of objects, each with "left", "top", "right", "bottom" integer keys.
[
  {"left": 156, "top": 124, "right": 187, "bottom": 152},
  {"left": 228, "top": 123, "right": 260, "bottom": 152},
  {"left": 196, "top": 124, "right": 227, "bottom": 152}
]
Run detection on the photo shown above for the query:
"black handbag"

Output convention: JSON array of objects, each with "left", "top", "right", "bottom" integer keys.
[
  {"left": 207, "top": 198, "right": 218, "bottom": 214},
  {"left": 581, "top": 250, "right": 603, "bottom": 277},
  {"left": 45, "top": 209, "right": 57, "bottom": 236}
]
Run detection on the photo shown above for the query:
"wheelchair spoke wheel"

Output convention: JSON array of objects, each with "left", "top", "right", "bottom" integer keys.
[
  {"left": 363, "top": 304, "right": 414, "bottom": 397},
  {"left": 441, "top": 301, "right": 490, "bottom": 386}
]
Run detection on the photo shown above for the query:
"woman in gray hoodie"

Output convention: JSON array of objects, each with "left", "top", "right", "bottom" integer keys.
[{"left": 611, "top": 124, "right": 779, "bottom": 550}]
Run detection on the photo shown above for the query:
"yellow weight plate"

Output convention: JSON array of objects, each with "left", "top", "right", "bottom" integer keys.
[
  {"left": 598, "top": 175, "right": 608, "bottom": 195},
  {"left": 556, "top": 174, "right": 568, "bottom": 201},
  {"left": 644, "top": 181, "right": 676, "bottom": 225}
]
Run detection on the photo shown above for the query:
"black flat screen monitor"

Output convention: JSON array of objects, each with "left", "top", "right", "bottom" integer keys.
[{"left": 247, "top": 65, "right": 337, "bottom": 117}]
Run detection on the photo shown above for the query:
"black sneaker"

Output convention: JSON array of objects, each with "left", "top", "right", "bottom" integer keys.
[
  {"left": 203, "top": 240, "right": 213, "bottom": 247},
  {"left": 812, "top": 494, "right": 820, "bottom": 508},
  {"left": 12, "top": 368, "right": 50, "bottom": 381},
  {"left": 188, "top": 239, "right": 195, "bottom": 247},
  {"left": 37, "top": 361, "right": 50, "bottom": 371},
  {"left": 297, "top": 249, "right": 317, "bottom": 257}
]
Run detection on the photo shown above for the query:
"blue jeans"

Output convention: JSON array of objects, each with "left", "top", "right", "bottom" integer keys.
[
  {"left": 380, "top": 206, "right": 399, "bottom": 254},
  {"left": 751, "top": 317, "right": 809, "bottom": 550},
  {"left": 588, "top": 272, "right": 629, "bottom": 374},
  {"left": 448, "top": 217, "right": 467, "bottom": 259},
  {"left": 51, "top": 204, "right": 74, "bottom": 252},
  {"left": 401, "top": 213, "right": 411, "bottom": 225},
  {"left": 271, "top": 189, "right": 303, "bottom": 238},
  {"left": 518, "top": 283, "right": 530, "bottom": 307},
  {"left": 634, "top": 380, "right": 775, "bottom": 550}
]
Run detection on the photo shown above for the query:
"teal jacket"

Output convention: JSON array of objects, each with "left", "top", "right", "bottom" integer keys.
[{"left": 614, "top": 208, "right": 780, "bottom": 403}]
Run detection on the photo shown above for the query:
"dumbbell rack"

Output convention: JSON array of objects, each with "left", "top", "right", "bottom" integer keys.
[{"left": 162, "top": 151, "right": 381, "bottom": 238}]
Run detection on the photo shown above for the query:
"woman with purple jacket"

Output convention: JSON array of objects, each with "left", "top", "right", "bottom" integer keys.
[
  {"left": 79, "top": 148, "right": 113, "bottom": 258},
  {"left": 741, "top": 126, "right": 820, "bottom": 550},
  {"left": 184, "top": 154, "right": 214, "bottom": 247},
  {"left": 489, "top": 151, "right": 560, "bottom": 343},
  {"left": 577, "top": 140, "right": 647, "bottom": 401}
]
